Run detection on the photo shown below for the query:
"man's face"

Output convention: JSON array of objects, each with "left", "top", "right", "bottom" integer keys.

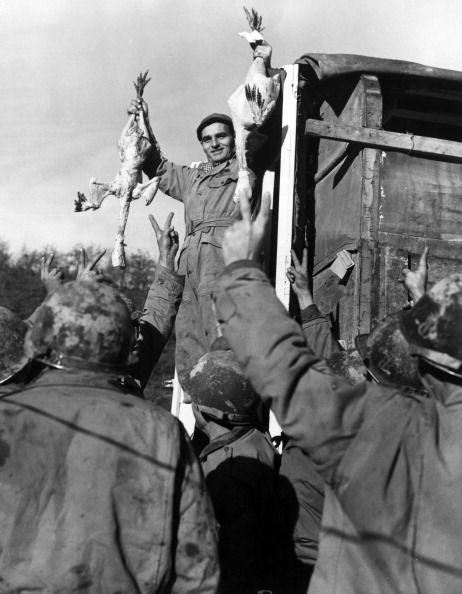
[{"left": 200, "top": 122, "right": 235, "bottom": 164}]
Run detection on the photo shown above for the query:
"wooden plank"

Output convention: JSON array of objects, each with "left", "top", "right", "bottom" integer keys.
[
  {"left": 358, "top": 75, "right": 382, "bottom": 334},
  {"left": 378, "top": 231, "right": 462, "bottom": 258},
  {"left": 268, "top": 64, "right": 300, "bottom": 442},
  {"left": 391, "top": 108, "right": 462, "bottom": 128},
  {"left": 306, "top": 118, "right": 462, "bottom": 161},
  {"left": 275, "top": 64, "right": 299, "bottom": 309},
  {"left": 403, "top": 86, "right": 462, "bottom": 102}
]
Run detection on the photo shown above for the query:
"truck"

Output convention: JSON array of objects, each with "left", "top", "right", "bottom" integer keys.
[{"left": 273, "top": 53, "right": 462, "bottom": 344}]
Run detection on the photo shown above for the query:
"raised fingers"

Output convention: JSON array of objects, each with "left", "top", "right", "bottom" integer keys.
[
  {"left": 301, "top": 247, "right": 308, "bottom": 271},
  {"left": 291, "top": 249, "right": 301, "bottom": 270},
  {"left": 41, "top": 253, "right": 54, "bottom": 274},
  {"left": 88, "top": 248, "right": 106, "bottom": 270},
  {"left": 148, "top": 214, "right": 162, "bottom": 239},
  {"left": 164, "top": 212, "right": 174, "bottom": 230},
  {"left": 77, "top": 248, "right": 87, "bottom": 273},
  {"left": 255, "top": 192, "right": 271, "bottom": 232}
]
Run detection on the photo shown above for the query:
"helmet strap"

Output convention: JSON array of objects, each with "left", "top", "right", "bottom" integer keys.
[{"left": 35, "top": 353, "right": 130, "bottom": 375}]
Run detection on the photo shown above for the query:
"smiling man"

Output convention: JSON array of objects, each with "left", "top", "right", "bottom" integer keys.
[
  {"left": 197, "top": 115, "right": 236, "bottom": 166},
  {"left": 128, "top": 98, "right": 266, "bottom": 385}
]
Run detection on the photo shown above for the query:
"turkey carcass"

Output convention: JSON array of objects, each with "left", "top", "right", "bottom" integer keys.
[
  {"left": 75, "top": 71, "right": 159, "bottom": 267},
  {"left": 227, "top": 8, "right": 281, "bottom": 203}
]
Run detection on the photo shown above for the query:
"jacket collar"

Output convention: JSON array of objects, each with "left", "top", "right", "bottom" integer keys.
[
  {"left": 199, "top": 425, "right": 252, "bottom": 461},
  {"left": 24, "top": 367, "right": 135, "bottom": 394},
  {"left": 200, "top": 156, "right": 238, "bottom": 179}
]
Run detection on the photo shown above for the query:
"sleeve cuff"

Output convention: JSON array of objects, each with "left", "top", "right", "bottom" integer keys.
[
  {"left": 300, "top": 304, "right": 324, "bottom": 324},
  {"left": 155, "top": 265, "right": 185, "bottom": 287}
]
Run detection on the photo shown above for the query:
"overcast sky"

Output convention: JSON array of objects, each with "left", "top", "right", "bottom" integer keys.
[{"left": 1, "top": 0, "right": 461, "bottom": 264}]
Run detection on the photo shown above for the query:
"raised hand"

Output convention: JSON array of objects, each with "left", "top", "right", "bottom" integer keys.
[
  {"left": 41, "top": 253, "right": 64, "bottom": 293},
  {"left": 287, "top": 247, "right": 313, "bottom": 309},
  {"left": 148, "top": 212, "right": 179, "bottom": 272},
  {"left": 402, "top": 247, "right": 429, "bottom": 304},
  {"left": 76, "top": 248, "right": 109, "bottom": 283},
  {"left": 222, "top": 191, "right": 271, "bottom": 265},
  {"left": 127, "top": 97, "right": 149, "bottom": 119}
]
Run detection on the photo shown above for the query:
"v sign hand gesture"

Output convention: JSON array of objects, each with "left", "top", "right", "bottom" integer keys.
[{"left": 148, "top": 212, "right": 179, "bottom": 272}]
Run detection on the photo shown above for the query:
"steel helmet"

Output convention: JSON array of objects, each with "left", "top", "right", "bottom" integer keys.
[
  {"left": 188, "top": 337, "right": 260, "bottom": 425},
  {"left": 355, "top": 312, "right": 422, "bottom": 389},
  {"left": 0, "top": 307, "right": 30, "bottom": 384},
  {"left": 24, "top": 280, "right": 133, "bottom": 371},
  {"left": 399, "top": 274, "right": 462, "bottom": 374}
]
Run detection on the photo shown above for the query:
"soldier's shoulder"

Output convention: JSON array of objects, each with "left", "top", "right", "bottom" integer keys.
[
  {"left": 120, "top": 394, "right": 182, "bottom": 430},
  {"left": 0, "top": 383, "right": 22, "bottom": 398},
  {"left": 239, "top": 428, "right": 278, "bottom": 458}
]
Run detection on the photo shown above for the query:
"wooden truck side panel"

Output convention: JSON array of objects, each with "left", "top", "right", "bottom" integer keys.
[{"left": 297, "top": 56, "right": 462, "bottom": 346}]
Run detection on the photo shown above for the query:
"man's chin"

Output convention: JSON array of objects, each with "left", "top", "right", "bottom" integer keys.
[{"left": 210, "top": 152, "right": 231, "bottom": 164}]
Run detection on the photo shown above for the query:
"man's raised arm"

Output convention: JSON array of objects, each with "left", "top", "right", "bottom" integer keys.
[
  {"left": 136, "top": 213, "right": 184, "bottom": 390},
  {"left": 127, "top": 98, "right": 190, "bottom": 201},
  {"left": 213, "top": 193, "right": 392, "bottom": 483}
]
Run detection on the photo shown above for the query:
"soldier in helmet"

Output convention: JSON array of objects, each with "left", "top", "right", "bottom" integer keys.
[
  {"left": 0, "top": 280, "right": 219, "bottom": 592},
  {"left": 188, "top": 338, "right": 279, "bottom": 594},
  {"left": 213, "top": 192, "right": 462, "bottom": 594},
  {"left": 0, "top": 307, "right": 31, "bottom": 390},
  {"left": 37, "top": 213, "right": 184, "bottom": 398}
]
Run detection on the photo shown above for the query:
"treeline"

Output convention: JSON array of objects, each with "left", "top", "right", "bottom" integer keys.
[{"left": 0, "top": 242, "right": 175, "bottom": 408}]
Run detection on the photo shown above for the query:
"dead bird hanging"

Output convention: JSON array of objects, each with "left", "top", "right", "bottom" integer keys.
[
  {"left": 75, "top": 72, "right": 159, "bottom": 268},
  {"left": 228, "top": 7, "right": 281, "bottom": 203}
]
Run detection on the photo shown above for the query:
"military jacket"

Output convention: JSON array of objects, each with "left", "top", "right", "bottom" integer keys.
[
  {"left": 199, "top": 427, "right": 279, "bottom": 594},
  {"left": 0, "top": 368, "right": 219, "bottom": 593},
  {"left": 153, "top": 157, "right": 241, "bottom": 275}
]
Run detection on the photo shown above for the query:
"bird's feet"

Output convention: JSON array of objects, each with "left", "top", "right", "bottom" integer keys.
[
  {"left": 243, "top": 7, "right": 264, "bottom": 32},
  {"left": 74, "top": 192, "right": 92, "bottom": 212},
  {"left": 134, "top": 70, "right": 151, "bottom": 99}
]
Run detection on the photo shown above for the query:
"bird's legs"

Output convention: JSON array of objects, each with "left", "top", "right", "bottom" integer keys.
[
  {"left": 233, "top": 125, "right": 256, "bottom": 203},
  {"left": 74, "top": 178, "right": 115, "bottom": 212},
  {"left": 112, "top": 194, "right": 132, "bottom": 267}
]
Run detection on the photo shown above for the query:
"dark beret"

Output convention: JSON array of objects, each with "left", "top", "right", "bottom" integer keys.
[{"left": 196, "top": 113, "right": 234, "bottom": 140}]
